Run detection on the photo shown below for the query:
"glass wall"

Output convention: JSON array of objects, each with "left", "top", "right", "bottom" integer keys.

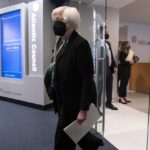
[
  {"left": 147, "top": 90, "right": 150, "bottom": 150},
  {"left": 70, "top": 2, "right": 149, "bottom": 150},
  {"left": 70, "top": 0, "right": 107, "bottom": 135}
]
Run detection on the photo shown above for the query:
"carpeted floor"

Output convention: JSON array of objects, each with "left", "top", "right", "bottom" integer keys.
[{"left": 0, "top": 100, "right": 118, "bottom": 150}]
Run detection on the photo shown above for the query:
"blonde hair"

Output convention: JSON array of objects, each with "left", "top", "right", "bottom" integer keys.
[
  {"left": 120, "top": 41, "right": 130, "bottom": 54},
  {"left": 51, "top": 6, "right": 80, "bottom": 29}
]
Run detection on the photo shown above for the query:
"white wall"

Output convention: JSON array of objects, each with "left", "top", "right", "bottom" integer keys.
[
  {"left": 119, "top": 26, "right": 128, "bottom": 41},
  {"left": 120, "top": 22, "right": 150, "bottom": 62}
]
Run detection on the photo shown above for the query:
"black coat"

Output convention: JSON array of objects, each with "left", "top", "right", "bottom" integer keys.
[
  {"left": 47, "top": 31, "right": 96, "bottom": 115},
  {"left": 118, "top": 51, "right": 131, "bottom": 76},
  {"left": 106, "top": 40, "right": 117, "bottom": 74}
]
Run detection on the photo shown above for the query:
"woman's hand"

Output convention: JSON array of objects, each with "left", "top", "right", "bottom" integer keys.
[
  {"left": 77, "top": 110, "right": 87, "bottom": 125},
  {"left": 114, "top": 67, "right": 118, "bottom": 73}
]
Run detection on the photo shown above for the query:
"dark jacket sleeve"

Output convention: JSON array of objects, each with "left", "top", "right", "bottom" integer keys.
[
  {"left": 106, "top": 41, "right": 117, "bottom": 72},
  {"left": 75, "top": 39, "right": 94, "bottom": 111}
]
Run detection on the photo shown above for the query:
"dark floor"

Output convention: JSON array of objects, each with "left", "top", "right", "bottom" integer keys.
[{"left": 0, "top": 100, "right": 118, "bottom": 150}]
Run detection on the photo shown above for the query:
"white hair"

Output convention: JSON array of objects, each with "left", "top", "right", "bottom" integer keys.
[{"left": 51, "top": 6, "right": 80, "bottom": 29}]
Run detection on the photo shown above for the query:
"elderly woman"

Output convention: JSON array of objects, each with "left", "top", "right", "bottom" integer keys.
[{"left": 49, "top": 6, "right": 103, "bottom": 150}]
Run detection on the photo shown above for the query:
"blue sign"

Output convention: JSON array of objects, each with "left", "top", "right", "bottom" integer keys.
[{"left": 0, "top": 10, "right": 22, "bottom": 78}]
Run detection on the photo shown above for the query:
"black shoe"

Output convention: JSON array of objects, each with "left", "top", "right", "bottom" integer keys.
[
  {"left": 123, "top": 97, "right": 131, "bottom": 103},
  {"left": 119, "top": 98, "right": 127, "bottom": 104},
  {"left": 106, "top": 104, "right": 118, "bottom": 110},
  {"left": 93, "top": 138, "right": 104, "bottom": 149},
  {"left": 78, "top": 132, "right": 104, "bottom": 150}
]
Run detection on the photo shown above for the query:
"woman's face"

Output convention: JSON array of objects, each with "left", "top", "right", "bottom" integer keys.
[
  {"left": 53, "top": 13, "right": 64, "bottom": 22},
  {"left": 53, "top": 13, "right": 72, "bottom": 30},
  {"left": 53, "top": 13, "right": 67, "bottom": 36},
  {"left": 127, "top": 42, "right": 131, "bottom": 49}
]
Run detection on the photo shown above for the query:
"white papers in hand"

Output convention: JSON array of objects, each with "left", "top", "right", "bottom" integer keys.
[
  {"left": 63, "top": 103, "right": 100, "bottom": 144},
  {"left": 125, "top": 50, "right": 134, "bottom": 61}
]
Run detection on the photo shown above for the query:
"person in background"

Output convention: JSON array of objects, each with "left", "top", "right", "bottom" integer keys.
[
  {"left": 118, "top": 41, "right": 123, "bottom": 52},
  {"left": 117, "top": 41, "right": 123, "bottom": 93},
  {"left": 118, "top": 41, "right": 133, "bottom": 104},
  {"left": 105, "top": 28, "right": 118, "bottom": 110},
  {"left": 48, "top": 6, "right": 103, "bottom": 150}
]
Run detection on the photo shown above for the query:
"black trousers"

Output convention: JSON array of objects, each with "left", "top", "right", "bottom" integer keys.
[
  {"left": 106, "top": 71, "right": 113, "bottom": 105},
  {"left": 54, "top": 107, "right": 102, "bottom": 150},
  {"left": 54, "top": 108, "right": 76, "bottom": 150},
  {"left": 118, "top": 67, "right": 131, "bottom": 97}
]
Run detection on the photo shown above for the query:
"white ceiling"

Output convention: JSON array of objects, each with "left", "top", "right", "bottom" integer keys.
[
  {"left": 120, "top": 0, "right": 150, "bottom": 25},
  {"left": 0, "top": 0, "right": 29, "bottom": 8},
  {"left": 73, "top": 0, "right": 150, "bottom": 25},
  {"left": 72, "top": 0, "right": 136, "bottom": 8},
  {"left": 93, "top": 0, "right": 136, "bottom": 8}
]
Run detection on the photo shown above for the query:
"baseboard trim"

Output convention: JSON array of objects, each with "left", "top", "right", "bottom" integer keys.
[{"left": 0, "top": 96, "right": 53, "bottom": 110}]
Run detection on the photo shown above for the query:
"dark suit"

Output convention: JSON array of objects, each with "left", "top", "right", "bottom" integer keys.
[
  {"left": 105, "top": 40, "right": 117, "bottom": 105},
  {"left": 118, "top": 51, "right": 131, "bottom": 97},
  {"left": 50, "top": 31, "right": 99, "bottom": 150}
]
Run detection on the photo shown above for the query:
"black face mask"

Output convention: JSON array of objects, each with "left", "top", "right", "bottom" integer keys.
[
  {"left": 53, "top": 21, "right": 66, "bottom": 36},
  {"left": 105, "top": 33, "right": 110, "bottom": 40}
]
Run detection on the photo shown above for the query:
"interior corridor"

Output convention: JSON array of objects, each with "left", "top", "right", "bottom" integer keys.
[{"left": 97, "top": 92, "right": 149, "bottom": 150}]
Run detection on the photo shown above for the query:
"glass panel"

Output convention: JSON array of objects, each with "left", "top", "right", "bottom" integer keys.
[
  {"left": 147, "top": 89, "right": 150, "bottom": 150},
  {"left": 70, "top": 0, "right": 107, "bottom": 135},
  {"left": 69, "top": 3, "right": 149, "bottom": 148}
]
